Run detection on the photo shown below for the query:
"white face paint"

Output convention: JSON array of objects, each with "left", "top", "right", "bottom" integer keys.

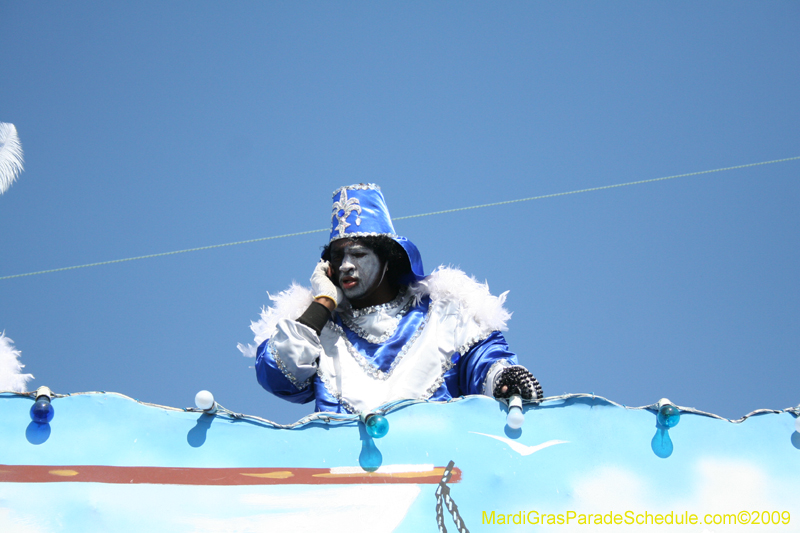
[{"left": 331, "top": 241, "right": 386, "bottom": 303}]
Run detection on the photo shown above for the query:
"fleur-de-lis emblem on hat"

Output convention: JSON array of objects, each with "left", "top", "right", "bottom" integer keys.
[{"left": 331, "top": 188, "right": 362, "bottom": 237}]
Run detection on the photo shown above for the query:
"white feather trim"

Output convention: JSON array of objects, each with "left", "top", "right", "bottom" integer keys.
[
  {"left": 0, "top": 332, "right": 34, "bottom": 392},
  {"left": 237, "top": 283, "right": 314, "bottom": 358},
  {"left": 0, "top": 123, "right": 24, "bottom": 195},
  {"left": 239, "top": 267, "right": 512, "bottom": 357},
  {"left": 408, "top": 266, "right": 511, "bottom": 332}
]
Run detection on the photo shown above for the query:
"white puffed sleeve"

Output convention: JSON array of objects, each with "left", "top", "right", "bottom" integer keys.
[{"left": 265, "top": 319, "right": 324, "bottom": 389}]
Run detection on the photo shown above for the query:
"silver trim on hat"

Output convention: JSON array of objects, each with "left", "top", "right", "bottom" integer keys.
[
  {"left": 329, "top": 231, "right": 400, "bottom": 243},
  {"left": 331, "top": 183, "right": 381, "bottom": 198}
]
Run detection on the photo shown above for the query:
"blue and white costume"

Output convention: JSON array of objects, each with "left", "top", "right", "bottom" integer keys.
[{"left": 240, "top": 184, "right": 521, "bottom": 414}]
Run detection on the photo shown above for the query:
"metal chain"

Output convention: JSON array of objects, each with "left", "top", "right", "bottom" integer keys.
[{"left": 435, "top": 460, "right": 470, "bottom": 533}]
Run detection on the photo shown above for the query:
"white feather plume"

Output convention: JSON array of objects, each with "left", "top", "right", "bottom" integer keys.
[
  {"left": 0, "top": 332, "right": 34, "bottom": 392},
  {"left": 237, "top": 283, "right": 315, "bottom": 358},
  {"left": 409, "top": 266, "right": 512, "bottom": 332},
  {"left": 0, "top": 123, "right": 24, "bottom": 195}
]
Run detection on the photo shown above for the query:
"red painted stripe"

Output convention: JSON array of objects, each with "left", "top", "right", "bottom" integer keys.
[{"left": 0, "top": 464, "right": 461, "bottom": 486}]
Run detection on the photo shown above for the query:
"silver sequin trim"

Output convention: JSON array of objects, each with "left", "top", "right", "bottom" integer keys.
[
  {"left": 340, "top": 292, "right": 414, "bottom": 345},
  {"left": 331, "top": 183, "right": 381, "bottom": 198},
  {"left": 329, "top": 231, "right": 399, "bottom": 243},
  {"left": 269, "top": 338, "right": 312, "bottom": 391},
  {"left": 345, "top": 287, "right": 408, "bottom": 318},
  {"left": 422, "top": 357, "right": 456, "bottom": 399},
  {"left": 327, "top": 304, "right": 432, "bottom": 381},
  {"left": 456, "top": 330, "right": 496, "bottom": 356},
  {"left": 315, "top": 367, "right": 360, "bottom": 414}
]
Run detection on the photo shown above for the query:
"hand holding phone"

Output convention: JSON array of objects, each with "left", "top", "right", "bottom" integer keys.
[{"left": 311, "top": 260, "right": 343, "bottom": 309}]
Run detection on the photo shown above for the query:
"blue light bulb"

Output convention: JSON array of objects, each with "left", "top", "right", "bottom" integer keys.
[
  {"left": 30, "top": 398, "right": 54, "bottom": 424},
  {"left": 359, "top": 437, "right": 383, "bottom": 472},
  {"left": 657, "top": 404, "right": 680, "bottom": 428},
  {"left": 365, "top": 414, "right": 389, "bottom": 439},
  {"left": 651, "top": 428, "right": 673, "bottom": 458}
]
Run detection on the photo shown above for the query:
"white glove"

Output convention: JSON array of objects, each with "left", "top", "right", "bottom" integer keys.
[{"left": 310, "top": 260, "right": 344, "bottom": 307}]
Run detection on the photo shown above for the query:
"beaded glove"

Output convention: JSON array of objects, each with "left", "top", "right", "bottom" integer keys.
[{"left": 493, "top": 366, "right": 543, "bottom": 400}]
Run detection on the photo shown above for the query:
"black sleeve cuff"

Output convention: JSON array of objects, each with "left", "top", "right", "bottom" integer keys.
[{"left": 296, "top": 301, "right": 332, "bottom": 336}]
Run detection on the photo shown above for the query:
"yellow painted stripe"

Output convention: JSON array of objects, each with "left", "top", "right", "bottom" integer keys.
[
  {"left": 48, "top": 470, "right": 79, "bottom": 477},
  {"left": 240, "top": 471, "right": 294, "bottom": 479}
]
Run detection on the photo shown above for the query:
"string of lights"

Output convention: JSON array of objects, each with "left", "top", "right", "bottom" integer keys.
[{"left": 3, "top": 389, "right": 797, "bottom": 430}]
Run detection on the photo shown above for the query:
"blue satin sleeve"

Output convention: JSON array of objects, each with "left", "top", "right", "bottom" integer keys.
[
  {"left": 312, "top": 384, "right": 349, "bottom": 414},
  {"left": 438, "top": 331, "right": 518, "bottom": 399},
  {"left": 254, "top": 339, "right": 316, "bottom": 405}
]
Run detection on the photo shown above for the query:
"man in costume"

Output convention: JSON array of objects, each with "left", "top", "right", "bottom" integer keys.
[{"left": 242, "top": 184, "right": 541, "bottom": 414}]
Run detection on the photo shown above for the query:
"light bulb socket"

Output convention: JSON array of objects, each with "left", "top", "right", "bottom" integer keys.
[
  {"left": 34, "top": 386, "right": 53, "bottom": 402},
  {"left": 360, "top": 411, "right": 375, "bottom": 424},
  {"left": 656, "top": 398, "right": 681, "bottom": 428},
  {"left": 508, "top": 395, "right": 523, "bottom": 410}
]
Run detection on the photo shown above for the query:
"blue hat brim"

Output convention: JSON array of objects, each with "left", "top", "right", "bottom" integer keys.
[{"left": 393, "top": 236, "right": 426, "bottom": 284}]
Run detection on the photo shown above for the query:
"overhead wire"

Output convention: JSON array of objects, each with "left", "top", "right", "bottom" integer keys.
[{"left": 1, "top": 155, "right": 798, "bottom": 282}]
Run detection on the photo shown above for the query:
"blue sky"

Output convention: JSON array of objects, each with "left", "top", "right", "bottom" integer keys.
[{"left": 1, "top": 1, "right": 798, "bottom": 423}]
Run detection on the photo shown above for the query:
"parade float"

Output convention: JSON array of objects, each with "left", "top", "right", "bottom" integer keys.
[{"left": 1, "top": 387, "right": 799, "bottom": 532}]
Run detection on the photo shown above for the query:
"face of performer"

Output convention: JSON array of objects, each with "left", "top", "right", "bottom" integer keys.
[{"left": 329, "top": 240, "right": 387, "bottom": 306}]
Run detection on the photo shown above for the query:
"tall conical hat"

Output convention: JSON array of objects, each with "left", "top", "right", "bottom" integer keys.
[{"left": 328, "top": 184, "right": 425, "bottom": 283}]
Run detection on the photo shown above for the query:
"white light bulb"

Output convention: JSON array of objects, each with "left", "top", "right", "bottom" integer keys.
[
  {"left": 507, "top": 407, "right": 525, "bottom": 429},
  {"left": 195, "top": 390, "right": 215, "bottom": 410}
]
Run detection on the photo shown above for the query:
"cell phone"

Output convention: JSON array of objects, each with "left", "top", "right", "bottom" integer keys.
[{"left": 327, "top": 264, "right": 341, "bottom": 287}]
